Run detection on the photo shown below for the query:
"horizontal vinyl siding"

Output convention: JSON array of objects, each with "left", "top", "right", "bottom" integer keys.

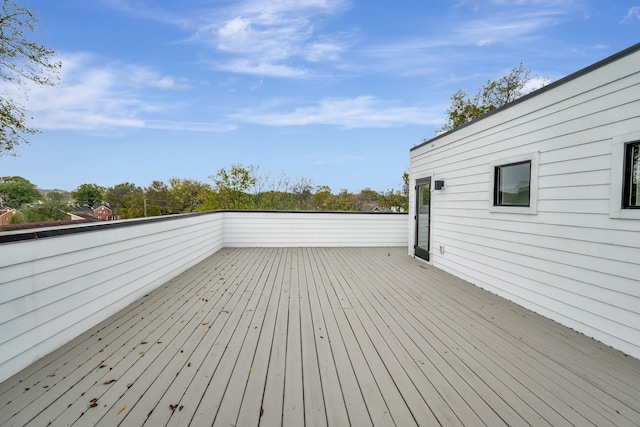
[
  {"left": 410, "top": 49, "right": 640, "bottom": 358},
  {"left": 223, "top": 211, "right": 408, "bottom": 247},
  {"left": 0, "top": 213, "right": 225, "bottom": 382}
]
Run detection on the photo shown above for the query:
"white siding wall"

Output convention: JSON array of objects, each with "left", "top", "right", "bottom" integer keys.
[
  {"left": 410, "top": 48, "right": 640, "bottom": 359},
  {"left": 224, "top": 211, "right": 408, "bottom": 247},
  {"left": 0, "top": 213, "right": 225, "bottom": 383},
  {"left": 0, "top": 211, "right": 406, "bottom": 382}
]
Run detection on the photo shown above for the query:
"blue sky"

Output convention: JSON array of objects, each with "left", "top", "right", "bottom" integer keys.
[{"left": 2, "top": 0, "right": 639, "bottom": 193}]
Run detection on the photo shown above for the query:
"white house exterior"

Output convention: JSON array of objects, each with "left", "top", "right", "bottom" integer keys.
[{"left": 409, "top": 44, "right": 640, "bottom": 359}]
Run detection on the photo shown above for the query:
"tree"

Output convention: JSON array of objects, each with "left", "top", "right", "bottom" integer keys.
[
  {"left": 168, "top": 177, "right": 211, "bottom": 213},
  {"left": 209, "top": 163, "right": 257, "bottom": 210},
  {"left": 290, "top": 177, "right": 313, "bottom": 210},
  {"left": 72, "top": 183, "right": 104, "bottom": 206},
  {"left": 0, "top": 0, "right": 61, "bottom": 155},
  {"left": 20, "top": 191, "right": 70, "bottom": 222},
  {"left": 0, "top": 175, "right": 40, "bottom": 207},
  {"left": 118, "top": 191, "right": 145, "bottom": 219},
  {"left": 440, "top": 63, "right": 546, "bottom": 132},
  {"left": 104, "top": 182, "right": 139, "bottom": 209},
  {"left": 313, "top": 185, "right": 333, "bottom": 210},
  {"left": 144, "top": 180, "right": 177, "bottom": 216}
]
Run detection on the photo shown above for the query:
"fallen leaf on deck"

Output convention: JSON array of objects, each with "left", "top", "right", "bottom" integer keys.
[
  {"left": 118, "top": 405, "right": 126, "bottom": 414},
  {"left": 103, "top": 379, "right": 117, "bottom": 384},
  {"left": 202, "top": 321, "right": 209, "bottom": 325},
  {"left": 99, "top": 364, "right": 107, "bottom": 369}
]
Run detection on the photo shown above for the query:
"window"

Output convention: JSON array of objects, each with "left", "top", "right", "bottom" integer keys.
[
  {"left": 494, "top": 161, "right": 531, "bottom": 207},
  {"left": 489, "top": 152, "right": 538, "bottom": 215},
  {"left": 623, "top": 141, "right": 640, "bottom": 209}
]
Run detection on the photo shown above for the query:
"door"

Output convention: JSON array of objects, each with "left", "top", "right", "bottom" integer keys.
[{"left": 415, "top": 178, "right": 431, "bottom": 261}]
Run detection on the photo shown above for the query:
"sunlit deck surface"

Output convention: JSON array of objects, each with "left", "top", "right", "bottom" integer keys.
[{"left": 1, "top": 247, "right": 639, "bottom": 426}]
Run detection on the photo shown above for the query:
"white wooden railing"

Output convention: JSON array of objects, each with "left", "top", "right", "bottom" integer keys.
[{"left": 0, "top": 211, "right": 407, "bottom": 382}]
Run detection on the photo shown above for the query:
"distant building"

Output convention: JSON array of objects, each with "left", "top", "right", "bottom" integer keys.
[
  {"left": 0, "top": 208, "right": 18, "bottom": 226},
  {"left": 91, "top": 204, "right": 118, "bottom": 221},
  {"left": 69, "top": 204, "right": 118, "bottom": 222}
]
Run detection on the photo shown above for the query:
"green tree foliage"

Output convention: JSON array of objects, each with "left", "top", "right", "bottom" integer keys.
[
  {"left": 20, "top": 191, "right": 70, "bottom": 222},
  {"left": 10, "top": 168, "right": 409, "bottom": 220},
  {"left": 209, "top": 163, "right": 257, "bottom": 210},
  {"left": 440, "top": 63, "right": 544, "bottom": 132},
  {"left": 169, "top": 177, "right": 212, "bottom": 213},
  {"left": 144, "top": 180, "right": 177, "bottom": 216},
  {"left": 0, "top": 0, "right": 61, "bottom": 155},
  {"left": 253, "top": 172, "right": 313, "bottom": 211},
  {"left": 104, "top": 182, "right": 139, "bottom": 208},
  {"left": 118, "top": 190, "right": 145, "bottom": 219},
  {"left": 71, "top": 183, "right": 104, "bottom": 206},
  {"left": 0, "top": 175, "right": 40, "bottom": 207},
  {"left": 312, "top": 185, "right": 333, "bottom": 210}
]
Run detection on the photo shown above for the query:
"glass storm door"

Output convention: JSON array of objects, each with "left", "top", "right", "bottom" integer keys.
[{"left": 415, "top": 178, "right": 431, "bottom": 261}]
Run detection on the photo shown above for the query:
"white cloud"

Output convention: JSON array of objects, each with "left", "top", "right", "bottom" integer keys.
[
  {"left": 190, "top": 0, "right": 349, "bottom": 76},
  {"left": 306, "top": 41, "right": 345, "bottom": 62},
  {"left": 216, "top": 59, "right": 308, "bottom": 78},
  {"left": 217, "top": 17, "right": 253, "bottom": 51},
  {"left": 128, "top": 67, "right": 191, "bottom": 89},
  {"left": 621, "top": 6, "right": 640, "bottom": 23},
  {"left": 230, "top": 96, "right": 440, "bottom": 128},
  {"left": 361, "top": 5, "right": 569, "bottom": 77},
  {"left": 18, "top": 53, "right": 230, "bottom": 133},
  {"left": 457, "top": 10, "right": 565, "bottom": 42},
  {"left": 522, "top": 76, "right": 551, "bottom": 94},
  {"left": 101, "top": 0, "right": 352, "bottom": 78}
]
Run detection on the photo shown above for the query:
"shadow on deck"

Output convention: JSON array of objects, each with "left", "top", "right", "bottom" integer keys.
[{"left": 1, "top": 247, "right": 639, "bottom": 426}]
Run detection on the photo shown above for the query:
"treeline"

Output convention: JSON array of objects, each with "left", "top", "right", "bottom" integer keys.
[
  {"left": 1, "top": 165, "right": 408, "bottom": 223},
  {"left": 99, "top": 164, "right": 408, "bottom": 218}
]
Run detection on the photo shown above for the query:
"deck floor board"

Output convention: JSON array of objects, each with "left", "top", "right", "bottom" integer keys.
[{"left": 2, "top": 247, "right": 639, "bottom": 427}]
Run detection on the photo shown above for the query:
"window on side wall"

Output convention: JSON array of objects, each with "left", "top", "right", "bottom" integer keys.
[
  {"left": 489, "top": 152, "right": 538, "bottom": 215},
  {"left": 623, "top": 141, "right": 639, "bottom": 209},
  {"left": 610, "top": 133, "right": 640, "bottom": 219},
  {"left": 494, "top": 161, "right": 531, "bottom": 207}
]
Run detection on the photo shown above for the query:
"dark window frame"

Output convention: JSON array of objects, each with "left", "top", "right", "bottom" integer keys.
[
  {"left": 623, "top": 141, "right": 640, "bottom": 209},
  {"left": 493, "top": 160, "right": 532, "bottom": 207}
]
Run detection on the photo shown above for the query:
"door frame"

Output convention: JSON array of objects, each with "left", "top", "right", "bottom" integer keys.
[{"left": 414, "top": 177, "right": 431, "bottom": 261}]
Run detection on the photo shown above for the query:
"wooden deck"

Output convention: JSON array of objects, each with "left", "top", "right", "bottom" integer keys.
[{"left": 1, "top": 247, "right": 639, "bottom": 426}]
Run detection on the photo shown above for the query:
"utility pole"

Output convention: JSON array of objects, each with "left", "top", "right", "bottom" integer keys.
[{"left": 144, "top": 199, "right": 147, "bottom": 217}]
